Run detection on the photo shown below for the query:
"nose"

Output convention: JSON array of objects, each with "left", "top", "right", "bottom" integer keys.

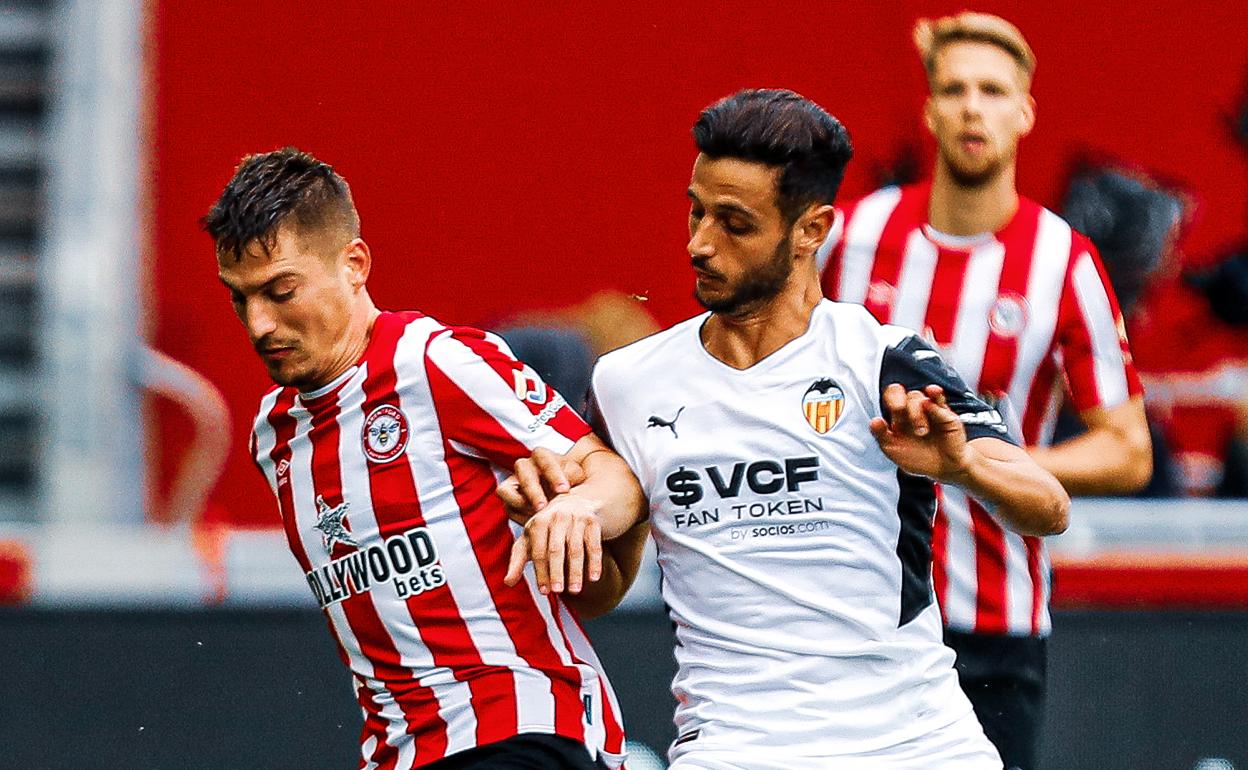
[
  {"left": 687, "top": 217, "right": 715, "bottom": 260},
  {"left": 243, "top": 299, "right": 278, "bottom": 342}
]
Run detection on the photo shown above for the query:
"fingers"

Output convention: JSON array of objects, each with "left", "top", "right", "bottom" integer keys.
[
  {"left": 504, "top": 533, "right": 530, "bottom": 587},
  {"left": 513, "top": 458, "right": 549, "bottom": 512},
  {"left": 585, "top": 518, "right": 603, "bottom": 585},
  {"left": 531, "top": 448, "right": 571, "bottom": 495},
  {"left": 883, "top": 383, "right": 931, "bottom": 437},
  {"left": 566, "top": 516, "right": 586, "bottom": 593},
  {"left": 905, "top": 389, "right": 929, "bottom": 437},
  {"left": 546, "top": 515, "right": 570, "bottom": 594},
  {"left": 528, "top": 516, "right": 551, "bottom": 594},
  {"left": 496, "top": 478, "right": 530, "bottom": 521}
]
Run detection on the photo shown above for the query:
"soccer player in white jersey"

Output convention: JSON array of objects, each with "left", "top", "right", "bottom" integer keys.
[
  {"left": 206, "top": 148, "right": 650, "bottom": 770},
  {"left": 817, "top": 14, "right": 1152, "bottom": 769},
  {"left": 500, "top": 90, "right": 1070, "bottom": 770}
]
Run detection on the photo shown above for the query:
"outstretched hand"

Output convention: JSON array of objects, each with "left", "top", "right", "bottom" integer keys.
[
  {"left": 869, "top": 384, "right": 974, "bottom": 482},
  {"left": 498, "top": 448, "right": 601, "bottom": 595}
]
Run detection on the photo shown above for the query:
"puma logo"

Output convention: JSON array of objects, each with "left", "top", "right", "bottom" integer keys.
[{"left": 647, "top": 407, "right": 685, "bottom": 438}]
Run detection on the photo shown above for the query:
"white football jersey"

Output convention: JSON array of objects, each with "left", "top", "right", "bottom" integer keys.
[{"left": 590, "top": 300, "right": 1008, "bottom": 762}]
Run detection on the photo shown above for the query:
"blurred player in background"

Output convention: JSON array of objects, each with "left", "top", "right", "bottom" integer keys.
[
  {"left": 503, "top": 89, "right": 1070, "bottom": 770},
  {"left": 817, "top": 13, "right": 1151, "bottom": 769},
  {"left": 205, "top": 148, "right": 648, "bottom": 770}
]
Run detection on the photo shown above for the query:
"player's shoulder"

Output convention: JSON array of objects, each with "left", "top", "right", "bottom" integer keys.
[
  {"left": 840, "top": 182, "right": 927, "bottom": 225},
  {"left": 815, "top": 298, "right": 897, "bottom": 342},
  {"left": 593, "top": 313, "right": 707, "bottom": 389}
]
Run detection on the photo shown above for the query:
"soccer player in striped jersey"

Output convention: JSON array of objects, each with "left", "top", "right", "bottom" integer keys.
[
  {"left": 502, "top": 89, "right": 1070, "bottom": 770},
  {"left": 206, "top": 148, "right": 647, "bottom": 770},
  {"left": 817, "top": 13, "right": 1152, "bottom": 769}
]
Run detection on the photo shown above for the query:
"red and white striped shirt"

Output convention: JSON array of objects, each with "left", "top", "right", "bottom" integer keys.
[
  {"left": 250, "top": 311, "right": 626, "bottom": 769},
  {"left": 820, "top": 183, "right": 1142, "bottom": 637}
]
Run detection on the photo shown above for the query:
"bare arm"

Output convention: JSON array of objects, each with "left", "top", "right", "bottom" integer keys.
[
  {"left": 498, "top": 434, "right": 648, "bottom": 618},
  {"left": 1027, "top": 396, "right": 1152, "bottom": 495},
  {"left": 872, "top": 384, "right": 1070, "bottom": 536}
]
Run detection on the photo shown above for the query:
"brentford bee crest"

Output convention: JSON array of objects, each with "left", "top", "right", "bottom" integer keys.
[{"left": 362, "top": 404, "right": 410, "bottom": 463}]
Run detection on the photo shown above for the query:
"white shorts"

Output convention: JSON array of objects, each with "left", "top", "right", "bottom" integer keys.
[{"left": 667, "top": 709, "right": 1003, "bottom": 770}]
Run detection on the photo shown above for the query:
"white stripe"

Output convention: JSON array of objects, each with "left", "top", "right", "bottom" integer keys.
[
  {"left": 286, "top": 402, "right": 374, "bottom": 679},
  {"left": 394, "top": 322, "right": 559, "bottom": 740},
  {"left": 938, "top": 487, "right": 978, "bottom": 630},
  {"left": 251, "top": 389, "right": 282, "bottom": 491},
  {"left": 1004, "top": 534, "right": 1034, "bottom": 632},
  {"left": 890, "top": 231, "right": 937, "bottom": 331},
  {"left": 426, "top": 330, "right": 576, "bottom": 455},
  {"left": 947, "top": 241, "right": 1006, "bottom": 391},
  {"left": 361, "top": 734, "right": 379, "bottom": 770},
  {"left": 327, "top": 359, "right": 479, "bottom": 757},
  {"left": 1007, "top": 210, "right": 1070, "bottom": 442},
  {"left": 1071, "top": 252, "right": 1130, "bottom": 407},
  {"left": 558, "top": 601, "right": 625, "bottom": 754},
  {"left": 837, "top": 187, "right": 903, "bottom": 304},
  {"left": 1036, "top": 546, "right": 1053, "bottom": 635}
]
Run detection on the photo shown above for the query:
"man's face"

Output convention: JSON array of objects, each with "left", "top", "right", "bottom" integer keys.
[
  {"left": 217, "top": 226, "right": 359, "bottom": 390},
  {"left": 686, "top": 154, "right": 795, "bottom": 317},
  {"left": 925, "top": 40, "right": 1035, "bottom": 186}
]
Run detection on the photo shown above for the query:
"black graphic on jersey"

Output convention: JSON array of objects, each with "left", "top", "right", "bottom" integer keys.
[{"left": 647, "top": 406, "right": 686, "bottom": 438}]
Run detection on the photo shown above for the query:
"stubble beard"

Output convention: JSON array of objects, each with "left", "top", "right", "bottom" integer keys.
[{"left": 694, "top": 234, "right": 794, "bottom": 319}]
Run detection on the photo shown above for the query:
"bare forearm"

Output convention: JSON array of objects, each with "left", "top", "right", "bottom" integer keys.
[
  {"left": 944, "top": 439, "right": 1070, "bottom": 536},
  {"left": 563, "top": 521, "right": 650, "bottom": 619},
  {"left": 1029, "top": 431, "right": 1152, "bottom": 496},
  {"left": 570, "top": 447, "right": 647, "bottom": 539}
]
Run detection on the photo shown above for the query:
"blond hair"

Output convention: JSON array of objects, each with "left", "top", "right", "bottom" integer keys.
[{"left": 914, "top": 12, "right": 1035, "bottom": 88}]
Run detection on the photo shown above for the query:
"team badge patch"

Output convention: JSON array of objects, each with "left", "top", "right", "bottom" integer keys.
[
  {"left": 362, "top": 404, "right": 410, "bottom": 463},
  {"left": 802, "top": 378, "right": 845, "bottom": 434},
  {"left": 988, "top": 293, "right": 1029, "bottom": 338}
]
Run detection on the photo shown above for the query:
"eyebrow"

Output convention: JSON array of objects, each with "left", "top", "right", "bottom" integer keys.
[
  {"left": 218, "top": 270, "right": 299, "bottom": 296},
  {"left": 686, "top": 188, "right": 759, "bottom": 220}
]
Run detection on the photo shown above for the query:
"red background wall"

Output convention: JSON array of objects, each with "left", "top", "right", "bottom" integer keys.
[{"left": 150, "top": 1, "right": 1248, "bottom": 526}]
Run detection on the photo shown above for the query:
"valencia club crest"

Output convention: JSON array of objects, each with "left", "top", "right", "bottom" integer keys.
[
  {"left": 362, "top": 404, "right": 410, "bottom": 463},
  {"left": 802, "top": 379, "right": 845, "bottom": 434}
]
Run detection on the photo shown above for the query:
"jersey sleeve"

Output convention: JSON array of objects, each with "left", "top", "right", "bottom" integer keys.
[
  {"left": 1054, "top": 238, "right": 1144, "bottom": 413},
  {"left": 423, "top": 326, "right": 591, "bottom": 469},
  {"left": 879, "top": 333, "right": 1017, "bottom": 444}
]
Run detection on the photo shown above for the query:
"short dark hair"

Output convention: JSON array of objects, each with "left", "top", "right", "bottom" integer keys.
[
  {"left": 692, "top": 89, "right": 854, "bottom": 222},
  {"left": 203, "top": 147, "right": 360, "bottom": 260}
]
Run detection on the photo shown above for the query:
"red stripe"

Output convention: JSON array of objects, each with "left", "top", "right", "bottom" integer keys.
[
  {"left": 923, "top": 246, "right": 971, "bottom": 346},
  {"left": 361, "top": 314, "right": 510, "bottom": 760},
  {"left": 449, "top": 326, "right": 589, "bottom": 443},
  {"left": 358, "top": 686, "right": 398, "bottom": 770},
  {"left": 304, "top": 381, "right": 452, "bottom": 765},
  {"left": 862, "top": 188, "right": 927, "bottom": 321},
  {"left": 930, "top": 487, "right": 949, "bottom": 625},
  {"left": 1020, "top": 357, "right": 1060, "bottom": 445},
  {"left": 558, "top": 605, "right": 627, "bottom": 755},
  {"left": 427, "top": 358, "right": 590, "bottom": 746},
  {"left": 968, "top": 499, "right": 1008, "bottom": 633},
  {"left": 978, "top": 202, "right": 1041, "bottom": 397},
  {"left": 1025, "top": 535, "right": 1045, "bottom": 635}
]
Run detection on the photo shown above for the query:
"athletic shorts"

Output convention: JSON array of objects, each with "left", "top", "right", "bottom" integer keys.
[
  {"left": 421, "top": 733, "right": 609, "bottom": 770},
  {"left": 667, "top": 709, "right": 1003, "bottom": 770}
]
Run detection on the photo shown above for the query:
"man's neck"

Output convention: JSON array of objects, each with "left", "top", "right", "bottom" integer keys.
[
  {"left": 700, "top": 275, "right": 823, "bottom": 370},
  {"left": 928, "top": 161, "right": 1020, "bottom": 236}
]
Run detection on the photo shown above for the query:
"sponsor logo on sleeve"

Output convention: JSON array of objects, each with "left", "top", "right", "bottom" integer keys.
[
  {"left": 512, "top": 364, "right": 548, "bottom": 405},
  {"left": 802, "top": 378, "right": 845, "bottom": 434},
  {"left": 362, "top": 404, "right": 410, "bottom": 463}
]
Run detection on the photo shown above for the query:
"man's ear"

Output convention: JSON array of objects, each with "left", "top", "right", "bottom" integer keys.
[
  {"left": 795, "top": 204, "right": 835, "bottom": 260},
  {"left": 1019, "top": 94, "right": 1037, "bottom": 138},
  {"left": 342, "top": 238, "right": 372, "bottom": 290}
]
